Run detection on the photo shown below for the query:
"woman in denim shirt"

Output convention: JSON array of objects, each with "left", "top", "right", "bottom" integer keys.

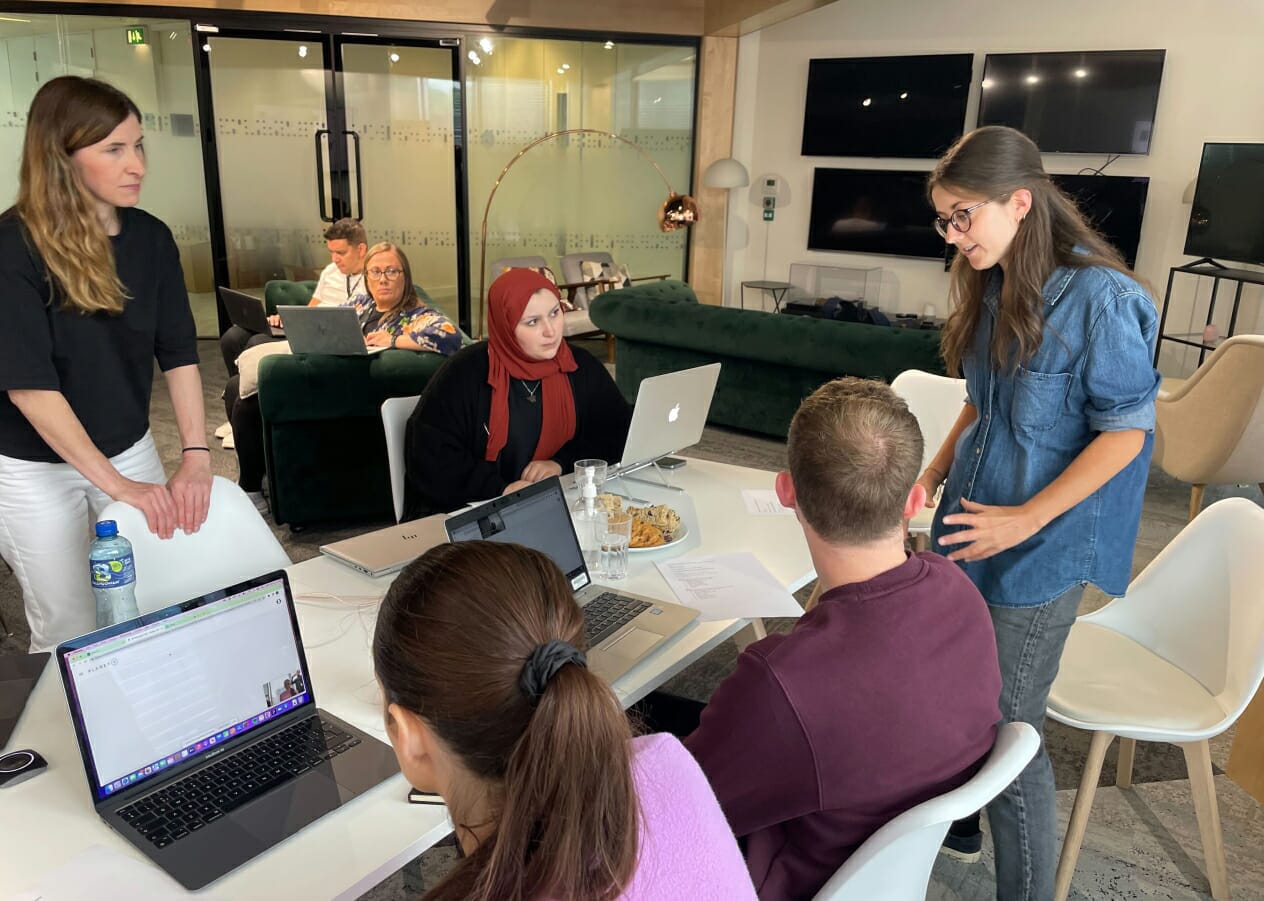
[{"left": 920, "top": 127, "right": 1161, "bottom": 901}]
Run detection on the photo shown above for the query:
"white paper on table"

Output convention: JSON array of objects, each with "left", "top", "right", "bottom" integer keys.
[
  {"left": 655, "top": 552, "right": 803, "bottom": 621},
  {"left": 741, "top": 488, "right": 794, "bottom": 516},
  {"left": 6, "top": 845, "right": 218, "bottom": 901}
]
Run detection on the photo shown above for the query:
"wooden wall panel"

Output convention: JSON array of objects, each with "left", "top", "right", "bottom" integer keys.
[
  {"left": 705, "top": 0, "right": 834, "bottom": 36},
  {"left": 687, "top": 34, "right": 738, "bottom": 306}
]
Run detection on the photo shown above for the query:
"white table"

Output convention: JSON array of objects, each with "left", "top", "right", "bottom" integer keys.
[{"left": 2, "top": 458, "right": 814, "bottom": 899}]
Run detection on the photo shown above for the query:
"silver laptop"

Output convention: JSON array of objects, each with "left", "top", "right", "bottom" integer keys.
[
  {"left": 618, "top": 363, "right": 721, "bottom": 476},
  {"left": 319, "top": 514, "right": 449, "bottom": 577},
  {"left": 55, "top": 571, "right": 399, "bottom": 890},
  {"left": 277, "top": 306, "right": 386, "bottom": 355},
  {"left": 219, "top": 286, "right": 284, "bottom": 337},
  {"left": 444, "top": 477, "right": 700, "bottom": 684}
]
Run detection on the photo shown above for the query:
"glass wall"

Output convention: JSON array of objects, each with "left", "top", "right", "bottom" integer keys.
[
  {"left": 465, "top": 36, "right": 697, "bottom": 332},
  {"left": 0, "top": 15, "right": 214, "bottom": 334}
]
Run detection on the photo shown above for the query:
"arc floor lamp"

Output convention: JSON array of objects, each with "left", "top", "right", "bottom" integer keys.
[{"left": 476, "top": 128, "right": 698, "bottom": 336}]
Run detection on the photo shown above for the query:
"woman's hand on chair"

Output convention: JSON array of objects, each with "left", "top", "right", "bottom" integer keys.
[
  {"left": 113, "top": 479, "right": 179, "bottom": 539},
  {"left": 168, "top": 452, "right": 213, "bottom": 536},
  {"left": 520, "top": 460, "right": 562, "bottom": 483}
]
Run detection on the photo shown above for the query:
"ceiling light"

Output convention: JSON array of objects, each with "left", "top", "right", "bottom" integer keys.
[
  {"left": 899, "top": 91, "right": 909, "bottom": 100},
  {"left": 981, "top": 78, "right": 994, "bottom": 89},
  {"left": 861, "top": 97, "right": 872, "bottom": 107},
  {"left": 468, "top": 50, "right": 481, "bottom": 65},
  {"left": 1025, "top": 74, "right": 1040, "bottom": 85},
  {"left": 556, "top": 67, "right": 565, "bottom": 74},
  {"left": 1074, "top": 68, "right": 1088, "bottom": 78},
  {"left": 479, "top": 37, "right": 493, "bottom": 54},
  {"left": 389, "top": 52, "right": 399, "bottom": 63},
  {"left": 654, "top": 96, "right": 662, "bottom": 103},
  {"left": 561, "top": 63, "right": 570, "bottom": 70},
  {"left": 603, "top": 41, "right": 614, "bottom": 50},
  {"left": 202, "top": 42, "right": 211, "bottom": 52},
  {"left": 298, "top": 45, "right": 307, "bottom": 58}
]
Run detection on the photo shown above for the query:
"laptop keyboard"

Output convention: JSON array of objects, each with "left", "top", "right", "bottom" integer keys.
[
  {"left": 584, "top": 592, "right": 651, "bottom": 647},
  {"left": 116, "top": 717, "right": 357, "bottom": 848}
]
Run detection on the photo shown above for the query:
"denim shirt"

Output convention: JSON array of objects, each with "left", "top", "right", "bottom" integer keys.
[{"left": 931, "top": 263, "right": 1161, "bottom": 607}]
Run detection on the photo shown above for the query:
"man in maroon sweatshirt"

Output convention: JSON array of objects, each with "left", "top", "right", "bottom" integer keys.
[{"left": 684, "top": 377, "right": 1002, "bottom": 900}]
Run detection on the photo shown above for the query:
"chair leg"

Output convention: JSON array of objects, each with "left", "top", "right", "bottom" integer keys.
[
  {"left": 1189, "top": 484, "right": 1206, "bottom": 522},
  {"left": 803, "top": 581, "right": 824, "bottom": 613},
  {"left": 1181, "top": 740, "right": 1231, "bottom": 900},
  {"left": 1116, "top": 737, "right": 1136, "bottom": 789},
  {"left": 605, "top": 334, "right": 616, "bottom": 364},
  {"left": 1055, "top": 730, "right": 1115, "bottom": 901},
  {"left": 733, "top": 617, "right": 767, "bottom": 650}
]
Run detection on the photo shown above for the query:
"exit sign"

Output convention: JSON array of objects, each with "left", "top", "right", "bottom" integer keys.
[
  {"left": 763, "top": 209, "right": 775, "bottom": 222},
  {"left": 126, "top": 26, "right": 147, "bottom": 45}
]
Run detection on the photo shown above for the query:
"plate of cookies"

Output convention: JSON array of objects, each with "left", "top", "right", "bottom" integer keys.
[{"left": 597, "top": 494, "right": 687, "bottom": 551}]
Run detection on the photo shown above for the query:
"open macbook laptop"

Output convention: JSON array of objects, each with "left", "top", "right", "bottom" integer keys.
[
  {"left": 277, "top": 306, "right": 386, "bottom": 356},
  {"left": 219, "top": 286, "right": 284, "bottom": 337},
  {"left": 444, "top": 478, "right": 699, "bottom": 684},
  {"left": 319, "top": 513, "right": 449, "bottom": 577},
  {"left": 56, "top": 571, "right": 399, "bottom": 890},
  {"left": 617, "top": 362, "right": 721, "bottom": 475}
]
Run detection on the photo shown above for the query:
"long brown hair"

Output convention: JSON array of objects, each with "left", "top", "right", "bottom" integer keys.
[
  {"left": 17, "top": 76, "right": 141, "bottom": 315},
  {"left": 372, "top": 542, "right": 639, "bottom": 901},
  {"left": 929, "top": 126, "right": 1135, "bottom": 375}
]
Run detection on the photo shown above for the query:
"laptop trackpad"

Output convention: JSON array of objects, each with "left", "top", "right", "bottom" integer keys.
[
  {"left": 238, "top": 771, "right": 343, "bottom": 841},
  {"left": 603, "top": 627, "right": 661, "bottom": 659}
]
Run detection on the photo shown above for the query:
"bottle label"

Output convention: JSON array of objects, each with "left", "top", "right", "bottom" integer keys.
[{"left": 91, "top": 554, "right": 136, "bottom": 589}]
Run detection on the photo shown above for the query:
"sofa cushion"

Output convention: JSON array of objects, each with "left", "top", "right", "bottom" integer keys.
[
  {"left": 264, "top": 279, "right": 318, "bottom": 314},
  {"left": 256, "top": 350, "right": 450, "bottom": 423}
]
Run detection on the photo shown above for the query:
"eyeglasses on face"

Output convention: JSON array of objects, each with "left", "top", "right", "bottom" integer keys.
[
  {"left": 933, "top": 194, "right": 1008, "bottom": 239},
  {"left": 368, "top": 267, "right": 404, "bottom": 281}
]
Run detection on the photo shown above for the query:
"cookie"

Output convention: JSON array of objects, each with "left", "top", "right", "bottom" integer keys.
[{"left": 595, "top": 493, "right": 623, "bottom": 515}]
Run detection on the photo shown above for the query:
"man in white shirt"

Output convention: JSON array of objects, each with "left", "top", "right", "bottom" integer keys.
[{"left": 218, "top": 218, "right": 369, "bottom": 376}]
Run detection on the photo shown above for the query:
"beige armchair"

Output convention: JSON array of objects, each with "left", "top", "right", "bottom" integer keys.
[{"left": 1153, "top": 335, "right": 1264, "bottom": 521}]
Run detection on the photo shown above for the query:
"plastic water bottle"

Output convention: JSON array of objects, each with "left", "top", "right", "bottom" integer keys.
[
  {"left": 571, "top": 481, "right": 607, "bottom": 576},
  {"left": 91, "top": 520, "right": 139, "bottom": 627}
]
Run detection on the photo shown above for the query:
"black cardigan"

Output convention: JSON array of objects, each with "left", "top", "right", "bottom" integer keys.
[{"left": 402, "top": 342, "right": 632, "bottom": 519}]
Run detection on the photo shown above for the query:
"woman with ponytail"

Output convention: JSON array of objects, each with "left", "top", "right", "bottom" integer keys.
[
  {"left": 402, "top": 268, "right": 630, "bottom": 519},
  {"left": 0, "top": 76, "right": 212, "bottom": 651},
  {"left": 373, "top": 541, "right": 754, "bottom": 900},
  {"left": 921, "top": 126, "right": 1161, "bottom": 900}
]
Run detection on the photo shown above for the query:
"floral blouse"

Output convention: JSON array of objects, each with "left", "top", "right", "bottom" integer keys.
[{"left": 346, "top": 292, "right": 463, "bottom": 356}]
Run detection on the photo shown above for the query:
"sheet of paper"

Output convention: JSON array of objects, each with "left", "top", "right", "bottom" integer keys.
[
  {"left": 6, "top": 845, "right": 221, "bottom": 901},
  {"left": 656, "top": 552, "right": 803, "bottom": 621},
  {"left": 741, "top": 488, "right": 794, "bottom": 516}
]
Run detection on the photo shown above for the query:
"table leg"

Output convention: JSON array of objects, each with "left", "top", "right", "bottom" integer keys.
[{"left": 734, "top": 618, "right": 767, "bottom": 650}]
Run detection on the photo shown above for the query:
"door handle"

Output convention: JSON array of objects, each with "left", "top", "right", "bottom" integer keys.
[
  {"left": 314, "top": 129, "right": 334, "bottom": 222},
  {"left": 343, "top": 129, "right": 364, "bottom": 221}
]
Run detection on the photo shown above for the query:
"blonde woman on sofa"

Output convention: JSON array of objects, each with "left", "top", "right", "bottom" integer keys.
[
  {"left": 401, "top": 268, "right": 631, "bottom": 519},
  {"left": 224, "top": 242, "right": 461, "bottom": 514}
]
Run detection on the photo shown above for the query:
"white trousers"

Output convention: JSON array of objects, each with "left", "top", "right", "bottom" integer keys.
[{"left": 0, "top": 432, "right": 165, "bottom": 652}]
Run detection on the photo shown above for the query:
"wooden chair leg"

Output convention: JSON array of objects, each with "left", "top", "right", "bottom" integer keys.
[
  {"left": 605, "top": 334, "right": 616, "bottom": 364},
  {"left": 1181, "top": 740, "right": 1231, "bottom": 900},
  {"left": 1189, "top": 484, "right": 1206, "bottom": 522},
  {"left": 1055, "top": 730, "right": 1115, "bottom": 901},
  {"left": 1116, "top": 737, "right": 1136, "bottom": 789},
  {"left": 733, "top": 617, "right": 767, "bottom": 650},
  {"left": 803, "top": 581, "right": 824, "bottom": 613}
]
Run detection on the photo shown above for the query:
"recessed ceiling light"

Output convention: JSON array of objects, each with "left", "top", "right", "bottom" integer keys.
[
  {"left": 1074, "top": 68, "right": 1088, "bottom": 78},
  {"left": 861, "top": 97, "right": 872, "bottom": 107},
  {"left": 479, "top": 37, "right": 493, "bottom": 54},
  {"left": 389, "top": 52, "right": 399, "bottom": 63},
  {"left": 603, "top": 41, "right": 614, "bottom": 50},
  {"left": 899, "top": 91, "right": 909, "bottom": 100},
  {"left": 1025, "top": 74, "right": 1040, "bottom": 85}
]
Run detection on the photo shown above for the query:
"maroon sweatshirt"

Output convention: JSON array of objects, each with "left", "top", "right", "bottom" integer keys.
[{"left": 685, "top": 552, "right": 1002, "bottom": 900}]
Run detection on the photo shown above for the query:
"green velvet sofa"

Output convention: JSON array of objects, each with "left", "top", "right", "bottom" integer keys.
[
  {"left": 588, "top": 280, "right": 945, "bottom": 438},
  {"left": 255, "top": 279, "right": 453, "bottom": 527}
]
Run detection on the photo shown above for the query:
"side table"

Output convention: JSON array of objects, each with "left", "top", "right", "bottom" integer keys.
[{"left": 741, "top": 280, "right": 795, "bottom": 313}]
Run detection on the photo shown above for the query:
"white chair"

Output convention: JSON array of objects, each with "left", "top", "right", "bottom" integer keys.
[
  {"left": 381, "top": 395, "right": 422, "bottom": 523},
  {"left": 98, "top": 476, "right": 291, "bottom": 614},
  {"left": 1048, "top": 497, "right": 1264, "bottom": 901},
  {"left": 890, "top": 370, "right": 968, "bottom": 549},
  {"left": 812, "top": 721, "right": 1039, "bottom": 901}
]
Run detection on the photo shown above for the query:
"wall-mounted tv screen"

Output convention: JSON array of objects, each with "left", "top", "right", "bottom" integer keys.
[
  {"left": 1050, "top": 174, "right": 1150, "bottom": 268},
  {"left": 807, "top": 168, "right": 943, "bottom": 259},
  {"left": 1184, "top": 143, "right": 1264, "bottom": 266},
  {"left": 977, "top": 50, "right": 1165, "bottom": 154},
  {"left": 802, "top": 54, "right": 972, "bottom": 158}
]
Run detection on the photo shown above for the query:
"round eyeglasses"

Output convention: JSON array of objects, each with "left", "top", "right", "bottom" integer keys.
[
  {"left": 367, "top": 267, "right": 404, "bottom": 281},
  {"left": 933, "top": 195, "right": 1007, "bottom": 239}
]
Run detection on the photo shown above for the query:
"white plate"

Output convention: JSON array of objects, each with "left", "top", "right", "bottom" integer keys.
[{"left": 628, "top": 521, "right": 689, "bottom": 553}]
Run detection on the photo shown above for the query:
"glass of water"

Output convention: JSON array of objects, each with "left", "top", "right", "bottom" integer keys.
[{"left": 599, "top": 512, "right": 633, "bottom": 580}]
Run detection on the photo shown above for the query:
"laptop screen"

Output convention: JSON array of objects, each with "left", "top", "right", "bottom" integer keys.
[
  {"left": 446, "top": 479, "right": 589, "bottom": 591},
  {"left": 60, "top": 574, "right": 310, "bottom": 801}
]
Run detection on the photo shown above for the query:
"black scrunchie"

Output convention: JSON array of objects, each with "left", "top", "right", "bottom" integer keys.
[{"left": 519, "top": 639, "right": 587, "bottom": 702}]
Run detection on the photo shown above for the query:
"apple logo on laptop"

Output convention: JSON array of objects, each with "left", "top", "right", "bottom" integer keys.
[{"left": 668, "top": 403, "right": 681, "bottom": 423}]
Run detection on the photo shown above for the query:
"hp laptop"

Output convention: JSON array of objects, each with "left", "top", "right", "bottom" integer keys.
[
  {"left": 444, "top": 478, "right": 699, "bottom": 684},
  {"left": 319, "top": 513, "right": 450, "bottom": 577},
  {"left": 277, "top": 306, "right": 387, "bottom": 355},
  {"left": 617, "top": 363, "right": 721, "bottom": 476},
  {"left": 219, "top": 286, "right": 284, "bottom": 337},
  {"left": 55, "top": 571, "right": 399, "bottom": 890},
  {"left": 1, "top": 651, "right": 49, "bottom": 750}
]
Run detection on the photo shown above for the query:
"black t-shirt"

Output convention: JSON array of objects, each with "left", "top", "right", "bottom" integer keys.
[{"left": 0, "top": 207, "right": 200, "bottom": 462}]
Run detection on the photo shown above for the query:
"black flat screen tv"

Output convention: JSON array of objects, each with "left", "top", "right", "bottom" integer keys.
[
  {"left": 1050, "top": 174, "right": 1149, "bottom": 268},
  {"left": 802, "top": 54, "right": 972, "bottom": 158},
  {"left": 807, "top": 168, "right": 943, "bottom": 259},
  {"left": 1184, "top": 143, "right": 1264, "bottom": 266},
  {"left": 977, "top": 50, "right": 1165, "bottom": 154}
]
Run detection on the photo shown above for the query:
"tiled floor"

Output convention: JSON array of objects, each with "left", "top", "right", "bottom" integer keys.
[{"left": 2, "top": 343, "right": 1262, "bottom": 899}]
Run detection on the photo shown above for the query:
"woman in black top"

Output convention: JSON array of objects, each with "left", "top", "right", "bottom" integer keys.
[
  {"left": 0, "top": 77, "right": 211, "bottom": 651},
  {"left": 403, "top": 269, "right": 631, "bottom": 519}
]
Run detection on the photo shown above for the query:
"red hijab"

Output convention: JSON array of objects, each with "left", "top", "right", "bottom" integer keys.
[{"left": 484, "top": 269, "right": 578, "bottom": 462}]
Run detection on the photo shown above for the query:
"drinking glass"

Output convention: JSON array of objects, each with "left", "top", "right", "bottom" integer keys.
[
  {"left": 599, "top": 512, "right": 633, "bottom": 580},
  {"left": 574, "top": 458, "right": 608, "bottom": 492}
]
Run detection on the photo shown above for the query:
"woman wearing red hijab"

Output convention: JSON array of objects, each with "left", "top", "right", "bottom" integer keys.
[{"left": 402, "top": 269, "right": 631, "bottom": 519}]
